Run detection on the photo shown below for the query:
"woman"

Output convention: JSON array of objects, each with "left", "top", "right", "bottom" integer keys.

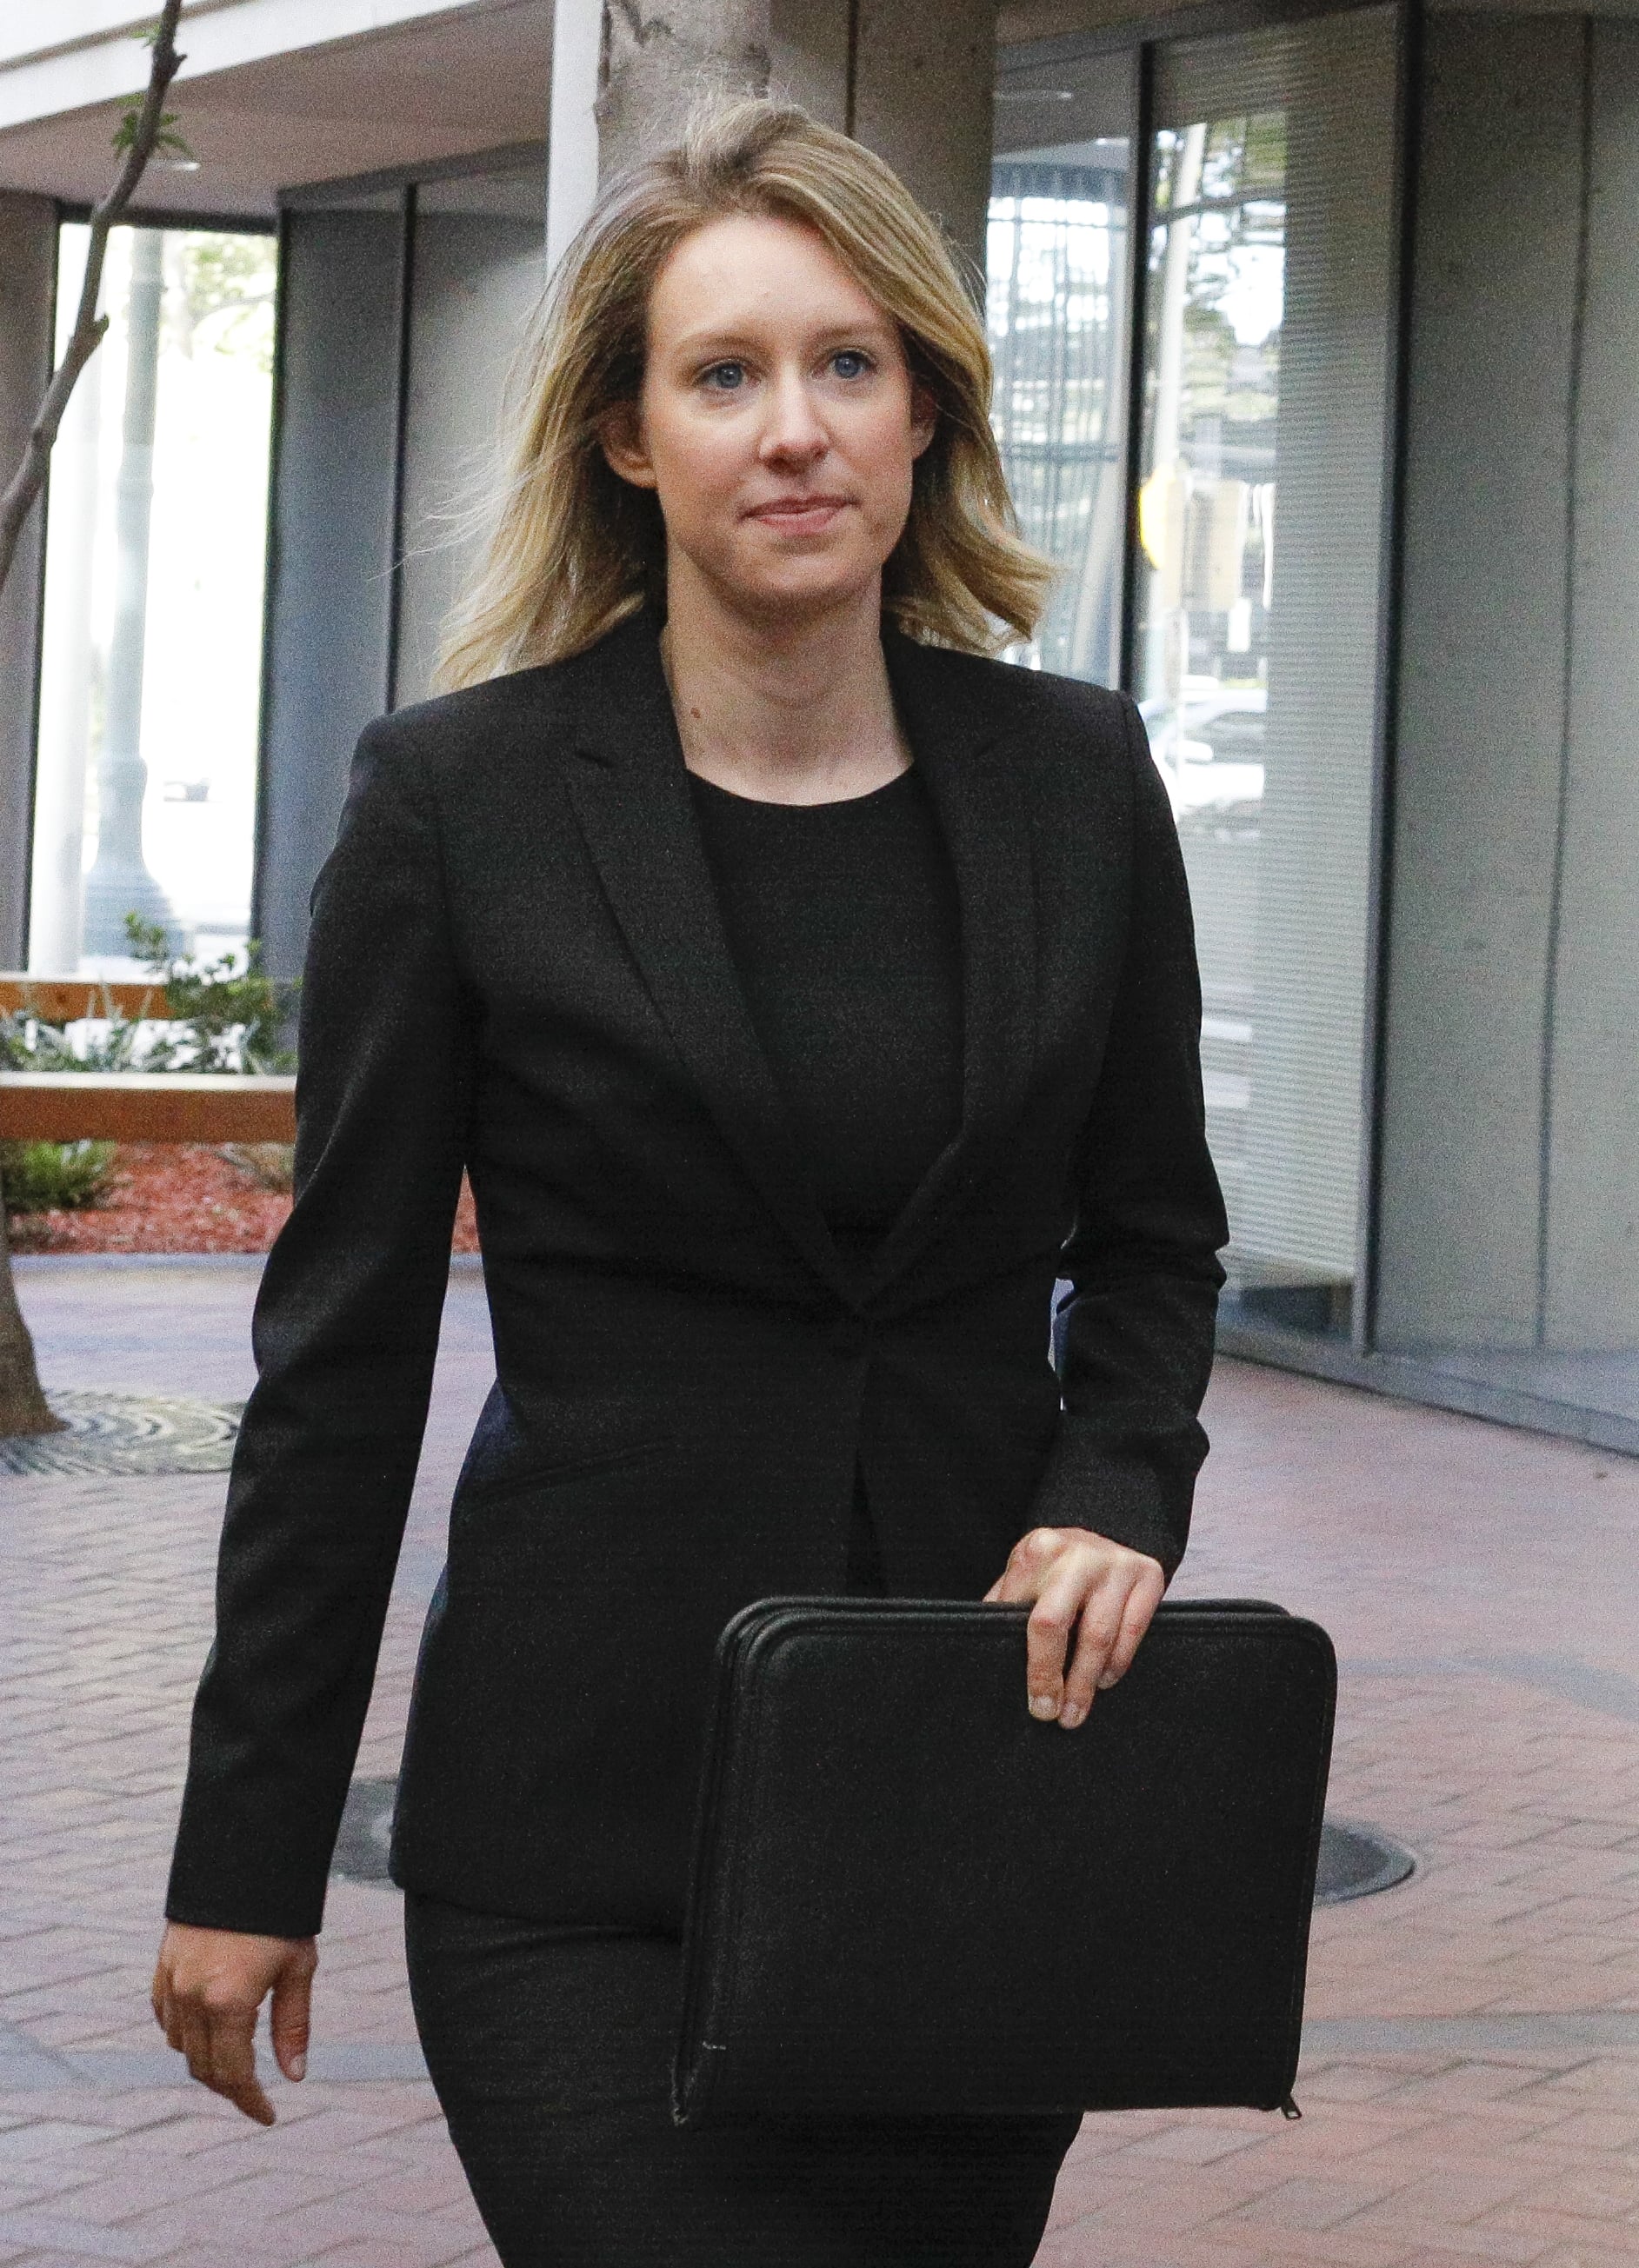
[{"left": 152, "top": 97, "right": 1227, "bottom": 2266}]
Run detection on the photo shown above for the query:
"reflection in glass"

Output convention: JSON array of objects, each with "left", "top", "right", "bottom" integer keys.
[
  {"left": 987, "top": 105, "right": 1130, "bottom": 687},
  {"left": 1139, "top": 112, "right": 1281, "bottom": 799},
  {"left": 30, "top": 224, "right": 277, "bottom": 973}
]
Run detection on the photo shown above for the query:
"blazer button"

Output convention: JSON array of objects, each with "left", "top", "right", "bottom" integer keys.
[{"left": 827, "top": 1314, "right": 871, "bottom": 1359}]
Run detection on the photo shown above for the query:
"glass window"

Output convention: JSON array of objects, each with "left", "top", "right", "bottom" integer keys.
[
  {"left": 1136, "top": 10, "right": 1398, "bottom": 1337},
  {"left": 988, "top": 53, "right": 1135, "bottom": 688},
  {"left": 30, "top": 223, "right": 277, "bottom": 973}
]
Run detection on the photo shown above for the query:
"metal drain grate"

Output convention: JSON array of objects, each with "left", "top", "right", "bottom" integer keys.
[
  {"left": 0, "top": 1390, "right": 243, "bottom": 1476},
  {"left": 332, "top": 1777, "right": 398, "bottom": 1883},
  {"left": 1316, "top": 1819, "right": 1416, "bottom": 1904}
]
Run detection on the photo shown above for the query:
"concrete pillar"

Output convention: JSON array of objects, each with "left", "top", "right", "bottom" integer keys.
[
  {"left": 1376, "top": 20, "right": 1584, "bottom": 1351},
  {"left": 851, "top": 0, "right": 997, "bottom": 280},
  {"left": 769, "top": 0, "right": 849, "bottom": 128},
  {"left": 0, "top": 193, "right": 56, "bottom": 968},
  {"left": 254, "top": 200, "right": 404, "bottom": 988}
]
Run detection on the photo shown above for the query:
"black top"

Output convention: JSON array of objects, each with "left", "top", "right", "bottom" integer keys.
[
  {"left": 687, "top": 764, "right": 963, "bottom": 1271},
  {"left": 689, "top": 763, "right": 965, "bottom": 1594}
]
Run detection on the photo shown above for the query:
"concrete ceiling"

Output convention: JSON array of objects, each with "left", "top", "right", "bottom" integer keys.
[{"left": 0, "top": 0, "right": 552, "bottom": 220}]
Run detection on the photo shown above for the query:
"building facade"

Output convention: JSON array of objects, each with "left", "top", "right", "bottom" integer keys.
[{"left": 2, "top": 0, "right": 1637, "bottom": 1456}]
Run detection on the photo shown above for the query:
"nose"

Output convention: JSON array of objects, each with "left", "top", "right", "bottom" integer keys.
[{"left": 757, "top": 366, "right": 828, "bottom": 469}]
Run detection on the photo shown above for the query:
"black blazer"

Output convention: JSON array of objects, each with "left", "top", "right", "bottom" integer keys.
[{"left": 165, "top": 604, "right": 1228, "bottom": 1941}]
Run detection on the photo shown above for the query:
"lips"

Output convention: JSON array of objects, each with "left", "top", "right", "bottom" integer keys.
[{"left": 746, "top": 496, "right": 851, "bottom": 528}]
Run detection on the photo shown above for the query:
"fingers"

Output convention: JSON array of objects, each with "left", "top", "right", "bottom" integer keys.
[
  {"left": 203, "top": 2000, "right": 276, "bottom": 2126},
  {"left": 150, "top": 1925, "right": 317, "bottom": 2126},
  {"left": 1061, "top": 1555, "right": 1163, "bottom": 1726},
  {"left": 183, "top": 1980, "right": 275, "bottom": 2124},
  {"left": 1057, "top": 1576, "right": 1129, "bottom": 1728},
  {"left": 987, "top": 1527, "right": 1167, "bottom": 1729},
  {"left": 1025, "top": 1562, "right": 1088, "bottom": 1722},
  {"left": 1102, "top": 1560, "right": 1165, "bottom": 1688},
  {"left": 157, "top": 1974, "right": 271, "bottom": 2123},
  {"left": 270, "top": 1951, "right": 315, "bottom": 2084}
]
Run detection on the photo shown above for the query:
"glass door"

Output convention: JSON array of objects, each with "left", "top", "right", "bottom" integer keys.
[{"left": 1134, "top": 10, "right": 1398, "bottom": 1337}]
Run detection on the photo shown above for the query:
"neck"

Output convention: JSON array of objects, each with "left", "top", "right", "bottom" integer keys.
[{"left": 658, "top": 560, "right": 909, "bottom": 804}]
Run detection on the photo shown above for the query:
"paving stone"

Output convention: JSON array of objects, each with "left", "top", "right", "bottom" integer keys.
[{"left": 6, "top": 1261, "right": 1639, "bottom": 2262}]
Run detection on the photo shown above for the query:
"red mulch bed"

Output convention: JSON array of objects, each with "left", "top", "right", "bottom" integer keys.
[{"left": 7, "top": 1143, "right": 482, "bottom": 1257}]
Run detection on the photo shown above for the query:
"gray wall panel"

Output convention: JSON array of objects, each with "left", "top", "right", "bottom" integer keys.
[
  {"left": 1545, "top": 23, "right": 1639, "bottom": 1349},
  {"left": 256, "top": 204, "right": 403, "bottom": 987},
  {"left": 1376, "top": 19, "right": 1583, "bottom": 1351},
  {"left": 394, "top": 205, "right": 543, "bottom": 710}
]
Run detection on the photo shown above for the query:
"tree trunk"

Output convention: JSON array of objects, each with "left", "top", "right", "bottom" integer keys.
[
  {"left": 0, "top": 1200, "right": 62, "bottom": 1436},
  {"left": 596, "top": 0, "right": 771, "bottom": 183}
]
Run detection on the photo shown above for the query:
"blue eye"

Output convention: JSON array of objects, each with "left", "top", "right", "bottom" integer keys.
[
  {"left": 703, "top": 362, "right": 746, "bottom": 390},
  {"left": 832, "top": 349, "right": 872, "bottom": 379}
]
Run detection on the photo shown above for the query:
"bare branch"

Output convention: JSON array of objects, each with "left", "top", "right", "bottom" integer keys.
[{"left": 0, "top": 0, "right": 188, "bottom": 595}]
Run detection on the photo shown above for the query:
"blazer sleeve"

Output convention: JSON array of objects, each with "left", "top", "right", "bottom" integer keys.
[
  {"left": 165, "top": 721, "right": 473, "bottom": 1938},
  {"left": 1025, "top": 693, "right": 1229, "bottom": 1579}
]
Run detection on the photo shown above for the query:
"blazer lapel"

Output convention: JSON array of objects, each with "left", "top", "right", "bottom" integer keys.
[
  {"left": 563, "top": 605, "right": 1039, "bottom": 1307},
  {"left": 858, "top": 634, "right": 1039, "bottom": 1300},
  {"left": 563, "top": 608, "right": 859, "bottom": 1304}
]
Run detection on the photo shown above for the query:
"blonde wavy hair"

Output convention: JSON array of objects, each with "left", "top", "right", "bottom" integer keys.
[{"left": 434, "top": 96, "right": 1050, "bottom": 689}]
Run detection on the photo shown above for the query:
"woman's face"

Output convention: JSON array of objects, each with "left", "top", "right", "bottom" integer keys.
[{"left": 600, "top": 211, "right": 936, "bottom": 624}]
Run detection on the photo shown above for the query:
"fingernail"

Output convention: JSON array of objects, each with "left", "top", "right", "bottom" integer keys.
[
  {"left": 1059, "top": 1702, "right": 1084, "bottom": 1729},
  {"left": 1096, "top": 1670, "right": 1119, "bottom": 1689},
  {"left": 290, "top": 2053, "right": 306, "bottom": 2081},
  {"left": 1029, "top": 1693, "right": 1059, "bottom": 1720}
]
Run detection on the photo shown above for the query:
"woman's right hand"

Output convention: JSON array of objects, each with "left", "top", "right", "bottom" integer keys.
[{"left": 151, "top": 1921, "right": 317, "bottom": 2125}]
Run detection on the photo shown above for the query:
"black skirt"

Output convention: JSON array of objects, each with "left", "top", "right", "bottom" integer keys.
[
  {"left": 404, "top": 1896, "right": 1081, "bottom": 2268},
  {"left": 404, "top": 1472, "right": 1078, "bottom": 2264}
]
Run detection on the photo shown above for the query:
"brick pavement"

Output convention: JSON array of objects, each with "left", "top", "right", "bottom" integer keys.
[{"left": 2, "top": 1254, "right": 1636, "bottom": 2265}]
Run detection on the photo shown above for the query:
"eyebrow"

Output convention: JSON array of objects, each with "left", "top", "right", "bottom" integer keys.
[{"left": 664, "top": 316, "right": 899, "bottom": 360}]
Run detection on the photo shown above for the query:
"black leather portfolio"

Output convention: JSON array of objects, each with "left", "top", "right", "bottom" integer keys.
[{"left": 674, "top": 1597, "right": 1336, "bottom": 2127}]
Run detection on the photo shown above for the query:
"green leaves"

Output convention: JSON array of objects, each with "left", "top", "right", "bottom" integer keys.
[
  {"left": 123, "top": 915, "right": 297, "bottom": 1075},
  {"left": 113, "top": 10, "right": 190, "bottom": 163},
  {"left": 0, "top": 1141, "right": 117, "bottom": 1217},
  {"left": 112, "top": 108, "right": 192, "bottom": 163}
]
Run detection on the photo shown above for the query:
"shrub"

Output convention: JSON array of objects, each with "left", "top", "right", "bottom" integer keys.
[
  {"left": 123, "top": 915, "right": 296, "bottom": 1074},
  {"left": 0, "top": 1139, "right": 117, "bottom": 1215},
  {"left": 0, "top": 919, "right": 298, "bottom": 1081}
]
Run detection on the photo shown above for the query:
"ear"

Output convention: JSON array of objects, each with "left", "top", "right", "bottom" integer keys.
[
  {"left": 597, "top": 400, "right": 657, "bottom": 489},
  {"left": 908, "top": 380, "right": 938, "bottom": 462}
]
